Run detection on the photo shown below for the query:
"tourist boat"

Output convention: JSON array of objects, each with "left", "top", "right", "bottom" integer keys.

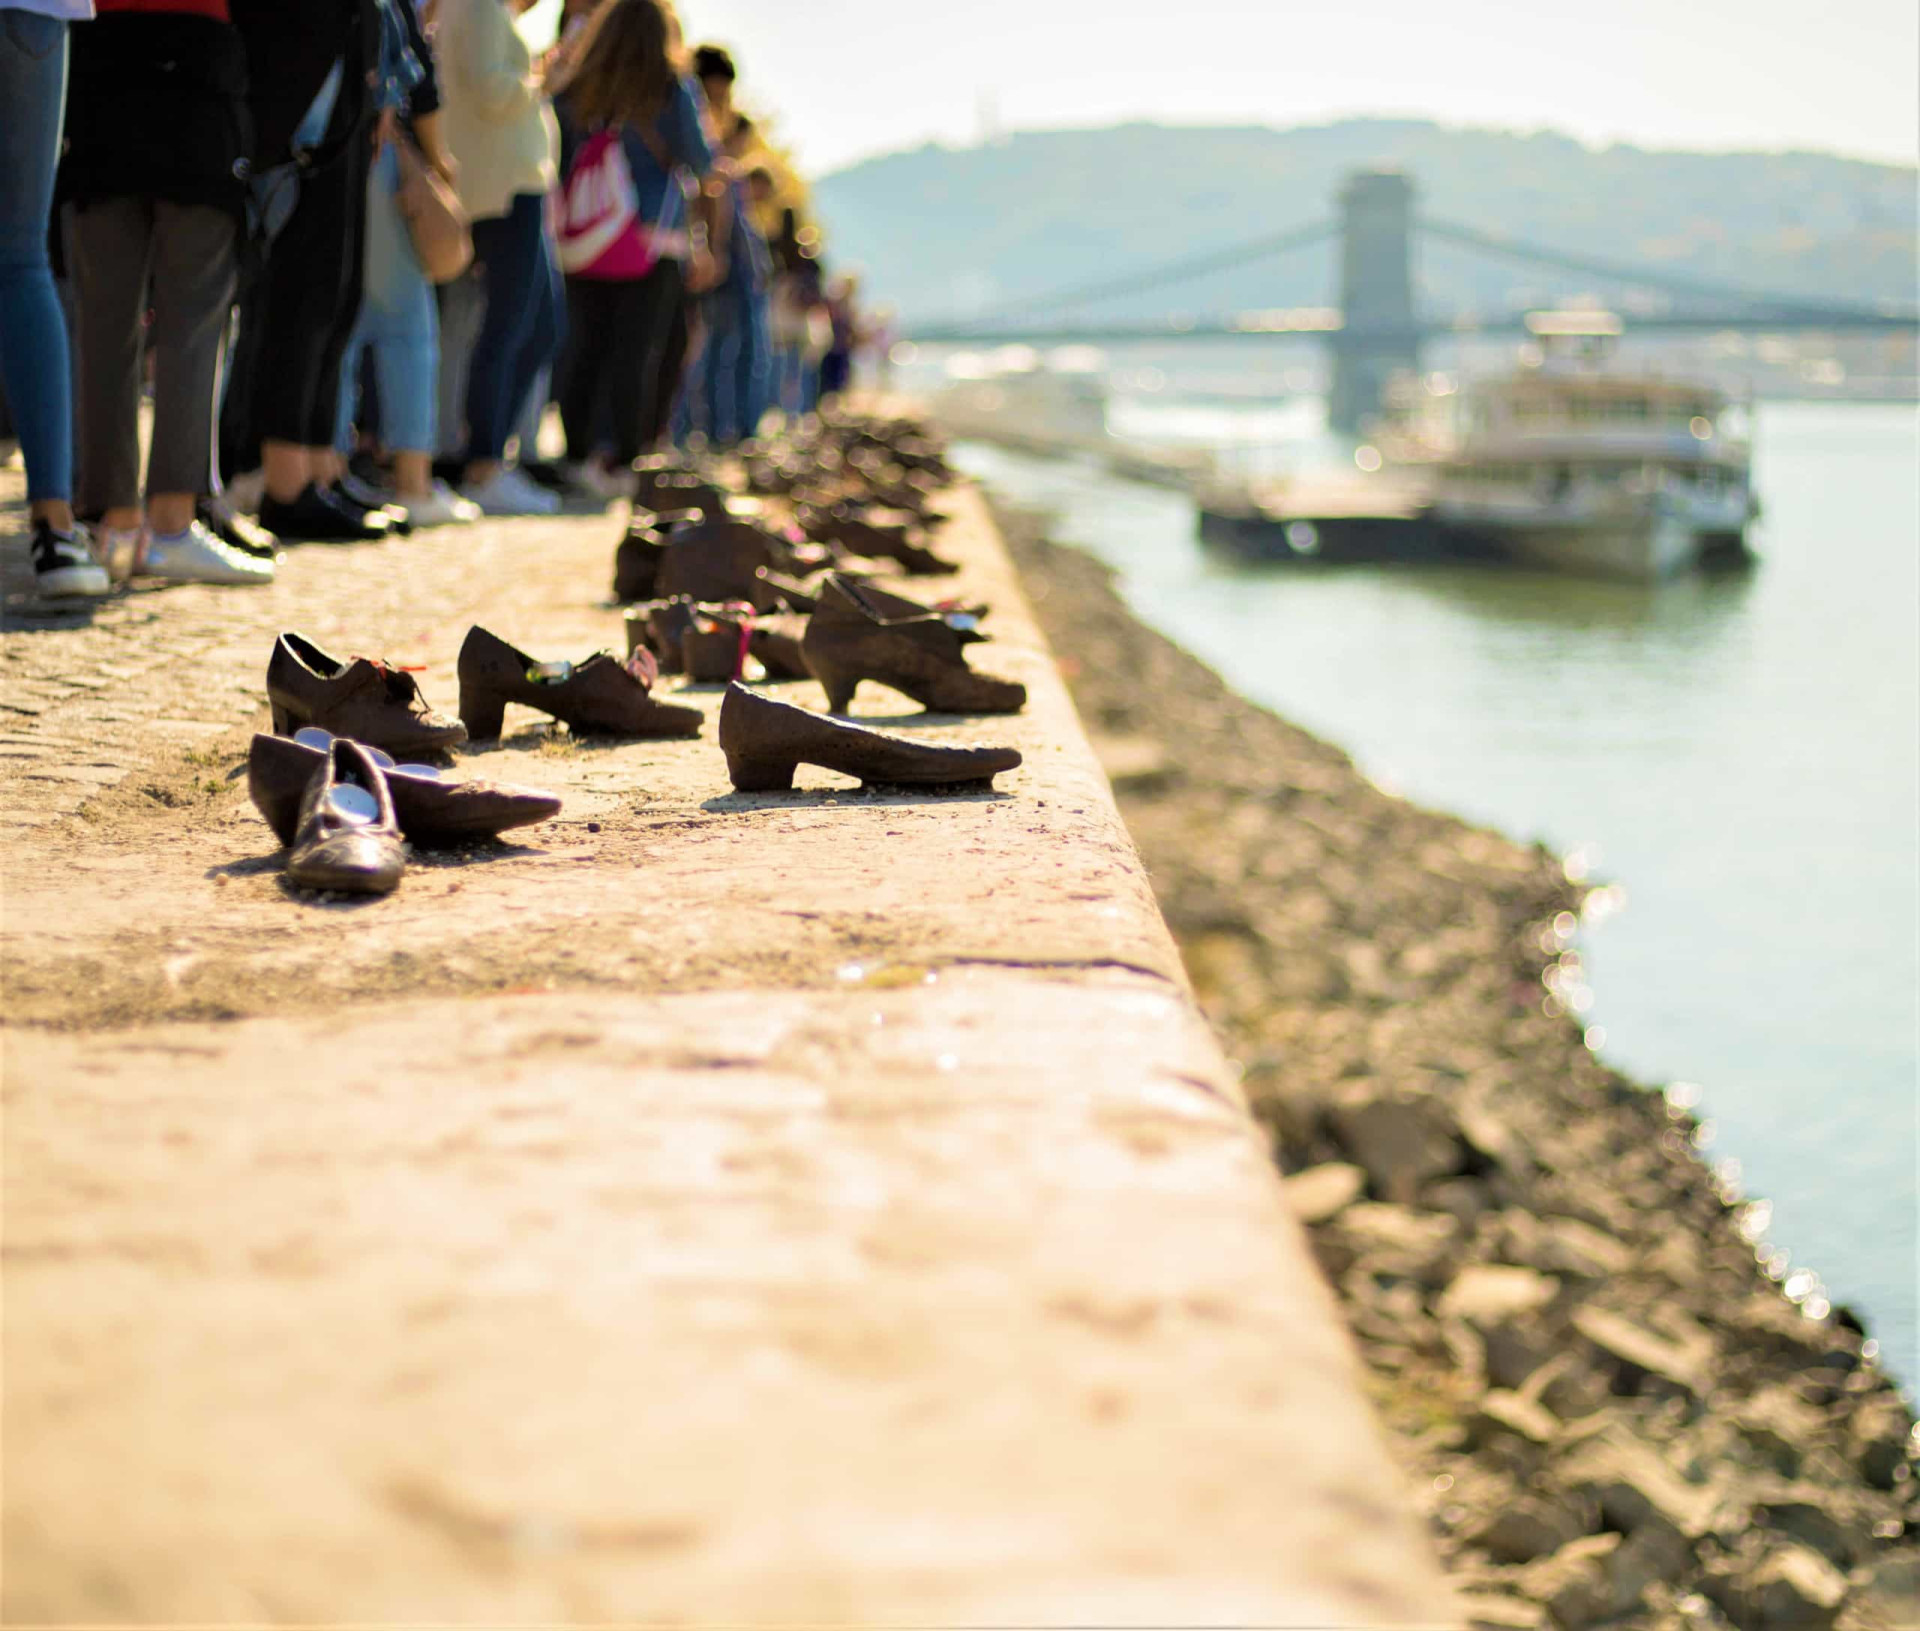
[{"left": 1421, "top": 313, "right": 1758, "bottom": 581}]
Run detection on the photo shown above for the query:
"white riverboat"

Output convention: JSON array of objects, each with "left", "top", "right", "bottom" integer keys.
[{"left": 1424, "top": 314, "right": 1758, "bottom": 581}]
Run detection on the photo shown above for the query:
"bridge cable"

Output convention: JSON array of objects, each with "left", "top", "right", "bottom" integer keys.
[
  {"left": 1419, "top": 216, "right": 1899, "bottom": 319},
  {"left": 938, "top": 218, "right": 1335, "bottom": 332}
]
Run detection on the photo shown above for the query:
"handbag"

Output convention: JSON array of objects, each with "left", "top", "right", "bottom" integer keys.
[{"left": 393, "top": 135, "right": 473, "bottom": 284}]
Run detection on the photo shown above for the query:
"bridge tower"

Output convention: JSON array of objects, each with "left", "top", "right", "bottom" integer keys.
[{"left": 1328, "top": 170, "right": 1419, "bottom": 434}]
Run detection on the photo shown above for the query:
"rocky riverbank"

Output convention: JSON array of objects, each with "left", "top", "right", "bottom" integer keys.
[{"left": 1000, "top": 516, "right": 1919, "bottom": 1631}]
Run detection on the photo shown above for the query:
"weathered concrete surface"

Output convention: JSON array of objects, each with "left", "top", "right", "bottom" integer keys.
[{"left": 2, "top": 473, "right": 1454, "bottom": 1622}]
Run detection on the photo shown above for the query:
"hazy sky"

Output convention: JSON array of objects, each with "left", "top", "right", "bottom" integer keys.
[{"left": 654, "top": 0, "right": 1917, "bottom": 174}]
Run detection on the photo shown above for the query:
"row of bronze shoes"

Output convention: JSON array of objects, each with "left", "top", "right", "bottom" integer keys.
[{"left": 243, "top": 416, "right": 1024, "bottom": 896}]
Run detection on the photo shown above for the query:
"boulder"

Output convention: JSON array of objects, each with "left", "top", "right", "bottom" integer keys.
[
  {"left": 1327, "top": 1084, "right": 1463, "bottom": 1203},
  {"left": 1747, "top": 1543, "right": 1849, "bottom": 1628},
  {"left": 1732, "top": 1382, "right": 1830, "bottom": 1477},
  {"left": 1603, "top": 1522, "right": 1693, "bottom": 1617},
  {"left": 1526, "top": 1354, "right": 1612, "bottom": 1422},
  {"left": 1553, "top": 1423, "right": 1718, "bottom": 1544},
  {"left": 1852, "top": 1549, "right": 1920, "bottom": 1628},
  {"left": 1469, "top": 1389, "right": 1562, "bottom": 1450},
  {"left": 1572, "top": 1307, "right": 1715, "bottom": 1400},
  {"left": 1440, "top": 1264, "right": 1562, "bottom": 1327},
  {"left": 1513, "top": 1533, "right": 1620, "bottom": 1629},
  {"left": 1459, "top": 1593, "right": 1552, "bottom": 1631},
  {"left": 1332, "top": 1202, "right": 1463, "bottom": 1288},
  {"left": 1282, "top": 1161, "right": 1366, "bottom": 1224},
  {"left": 1846, "top": 1391, "right": 1916, "bottom": 1491},
  {"left": 1755, "top": 1486, "right": 1874, "bottom": 1568},
  {"left": 1527, "top": 1216, "right": 1633, "bottom": 1280},
  {"left": 1471, "top": 1494, "right": 1592, "bottom": 1564}
]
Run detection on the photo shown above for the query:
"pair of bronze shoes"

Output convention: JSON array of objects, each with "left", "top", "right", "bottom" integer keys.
[
  {"left": 624, "top": 598, "right": 810, "bottom": 683},
  {"left": 249, "top": 728, "right": 562, "bottom": 862},
  {"left": 718, "top": 684, "right": 1020, "bottom": 793},
  {"left": 795, "top": 502, "right": 957, "bottom": 575},
  {"left": 243, "top": 734, "right": 407, "bottom": 895},
  {"left": 456, "top": 625, "right": 701, "bottom": 741},
  {"left": 801, "top": 575, "right": 1025, "bottom": 716}
]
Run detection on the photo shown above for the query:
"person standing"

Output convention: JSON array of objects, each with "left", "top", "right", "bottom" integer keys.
[
  {"left": 548, "top": 0, "right": 716, "bottom": 488},
  {"left": 438, "top": 0, "right": 563, "bottom": 516},
  {"left": 59, "top": 0, "right": 274, "bottom": 586},
  {"left": 225, "top": 0, "right": 398, "bottom": 543},
  {"left": 0, "top": 0, "right": 110, "bottom": 598}
]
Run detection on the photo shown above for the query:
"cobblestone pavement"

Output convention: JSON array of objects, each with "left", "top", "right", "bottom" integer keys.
[{"left": 1, "top": 460, "right": 613, "bottom": 839}]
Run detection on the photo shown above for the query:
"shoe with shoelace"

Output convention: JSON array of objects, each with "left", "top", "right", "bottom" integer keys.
[{"left": 266, "top": 630, "right": 467, "bottom": 756}]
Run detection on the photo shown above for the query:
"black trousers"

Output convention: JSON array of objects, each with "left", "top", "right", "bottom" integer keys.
[
  {"left": 219, "top": 114, "right": 371, "bottom": 473},
  {"left": 557, "top": 257, "right": 684, "bottom": 466}
]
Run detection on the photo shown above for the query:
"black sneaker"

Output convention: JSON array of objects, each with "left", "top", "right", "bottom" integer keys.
[
  {"left": 259, "top": 483, "right": 393, "bottom": 543},
  {"left": 332, "top": 475, "right": 412, "bottom": 536},
  {"left": 199, "top": 494, "right": 281, "bottom": 560},
  {"left": 31, "top": 519, "right": 111, "bottom": 598}
]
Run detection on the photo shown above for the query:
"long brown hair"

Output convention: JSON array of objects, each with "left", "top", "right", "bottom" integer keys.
[{"left": 553, "top": 0, "right": 686, "bottom": 128}]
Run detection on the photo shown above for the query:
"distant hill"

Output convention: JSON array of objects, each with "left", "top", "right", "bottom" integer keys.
[{"left": 811, "top": 119, "right": 1918, "bottom": 327}]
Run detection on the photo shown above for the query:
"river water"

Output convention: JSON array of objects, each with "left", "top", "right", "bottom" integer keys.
[{"left": 936, "top": 378, "right": 1918, "bottom": 1387}]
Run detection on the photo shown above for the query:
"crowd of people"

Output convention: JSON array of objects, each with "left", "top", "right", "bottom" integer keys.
[{"left": 0, "top": 0, "right": 875, "bottom": 600}]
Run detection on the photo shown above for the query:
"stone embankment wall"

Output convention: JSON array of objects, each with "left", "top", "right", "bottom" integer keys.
[
  {"left": 1002, "top": 516, "right": 1920, "bottom": 1631},
  {"left": 2, "top": 477, "right": 1453, "bottom": 1623}
]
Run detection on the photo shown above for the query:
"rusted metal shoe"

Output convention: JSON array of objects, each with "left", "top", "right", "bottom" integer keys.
[
  {"left": 266, "top": 630, "right": 466, "bottom": 757},
  {"left": 801, "top": 574, "right": 1025, "bottom": 716},
  {"left": 249, "top": 731, "right": 560, "bottom": 847},
  {"left": 718, "top": 683, "right": 1020, "bottom": 793},
  {"left": 284, "top": 738, "right": 406, "bottom": 895},
  {"left": 457, "top": 625, "right": 701, "bottom": 740}
]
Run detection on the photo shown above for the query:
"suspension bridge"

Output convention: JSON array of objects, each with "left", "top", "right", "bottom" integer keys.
[{"left": 902, "top": 170, "right": 1919, "bottom": 429}]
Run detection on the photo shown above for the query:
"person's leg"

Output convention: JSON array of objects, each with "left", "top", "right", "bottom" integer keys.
[
  {"left": 603, "top": 276, "right": 664, "bottom": 466},
  {"left": 737, "top": 291, "right": 771, "bottom": 441},
  {"left": 641, "top": 271, "right": 691, "bottom": 451},
  {"left": 434, "top": 267, "right": 483, "bottom": 460},
  {"left": 504, "top": 218, "right": 561, "bottom": 463},
  {"left": 703, "top": 298, "right": 744, "bottom": 444},
  {"left": 305, "top": 118, "right": 374, "bottom": 477},
  {"left": 358, "top": 145, "right": 437, "bottom": 496},
  {"left": 555, "top": 275, "right": 610, "bottom": 461},
  {"left": 0, "top": 12, "right": 77, "bottom": 527},
  {"left": 62, "top": 197, "right": 154, "bottom": 528},
  {"left": 463, "top": 194, "right": 546, "bottom": 479},
  {"left": 145, "top": 201, "right": 240, "bottom": 535}
]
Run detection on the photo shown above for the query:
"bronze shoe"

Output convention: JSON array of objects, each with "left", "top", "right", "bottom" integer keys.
[
  {"left": 801, "top": 575, "right": 1026, "bottom": 716},
  {"left": 795, "top": 502, "right": 957, "bottom": 575},
  {"left": 718, "top": 683, "right": 1021, "bottom": 793},
  {"left": 612, "top": 507, "right": 705, "bottom": 603},
  {"left": 266, "top": 631, "right": 467, "bottom": 756},
  {"left": 284, "top": 738, "right": 406, "bottom": 895},
  {"left": 248, "top": 732, "right": 561, "bottom": 847},
  {"left": 632, "top": 468, "right": 730, "bottom": 520},
  {"left": 457, "top": 624, "right": 702, "bottom": 740}
]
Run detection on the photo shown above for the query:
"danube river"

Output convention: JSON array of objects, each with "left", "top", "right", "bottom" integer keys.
[{"left": 948, "top": 388, "right": 1917, "bottom": 1386}]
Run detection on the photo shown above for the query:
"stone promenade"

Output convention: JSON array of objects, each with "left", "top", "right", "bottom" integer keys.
[{"left": 0, "top": 461, "right": 1455, "bottom": 1625}]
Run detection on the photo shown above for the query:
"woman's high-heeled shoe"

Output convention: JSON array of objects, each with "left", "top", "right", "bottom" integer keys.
[
  {"left": 718, "top": 683, "right": 1020, "bottom": 793},
  {"left": 801, "top": 575, "right": 1026, "bottom": 716},
  {"left": 457, "top": 625, "right": 702, "bottom": 740}
]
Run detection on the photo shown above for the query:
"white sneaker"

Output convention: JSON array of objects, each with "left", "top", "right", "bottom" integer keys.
[
  {"left": 143, "top": 520, "right": 276, "bottom": 586},
  {"left": 561, "top": 459, "right": 636, "bottom": 503},
  {"left": 398, "top": 480, "right": 482, "bottom": 528},
  {"left": 96, "top": 523, "right": 145, "bottom": 583},
  {"left": 223, "top": 468, "right": 266, "bottom": 514},
  {"left": 460, "top": 466, "right": 561, "bottom": 516},
  {"left": 31, "top": 520, "right": 112, "bottom": 598}
]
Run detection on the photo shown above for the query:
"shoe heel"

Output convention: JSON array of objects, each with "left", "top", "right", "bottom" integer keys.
[
  {"left": 460, "top": 689, "right": 506, "bottom": 742},
  {"left": 269, "top": 701, "right": 295, "bottom": 735},
  {"left": 725, "top": 752, "right": 796, "bottom": 793},
  {"left": 806, "top": 655, "right": 859, "bottom": 714}
]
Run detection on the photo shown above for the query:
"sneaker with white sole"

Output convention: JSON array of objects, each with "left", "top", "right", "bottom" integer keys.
[
  {"left": 96, "top": 523, "right": 145, "bottom": 583},
  {"left": 143, "top": 519, "right": 276, "bottom": 585},
  {"left": 398, "top": 480, "right": 482, "bottom": 528},
  {"left": 31, "top": 519, "right": 112, "bottom": 598},
  {"left": 460, "top": 465, "right": 561, "bottom": 516}
]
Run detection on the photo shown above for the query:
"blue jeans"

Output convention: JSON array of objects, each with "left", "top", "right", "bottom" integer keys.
[
  {"left": 736, "top": 291, "right": 771, "bottom": 441},
  {"left": 0, "top": 11, "right": 72, "bottom": 503},
  {"left": 464, "top": 192, "right": 561, "bottom": 462},
  {"left": 336, "top": 142, "right": 437, "bottom": 454}
]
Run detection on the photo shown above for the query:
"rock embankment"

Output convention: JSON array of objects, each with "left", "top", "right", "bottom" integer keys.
[{"left": 1002, "top": 519, "right": 1919, "bottom": 1631}]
